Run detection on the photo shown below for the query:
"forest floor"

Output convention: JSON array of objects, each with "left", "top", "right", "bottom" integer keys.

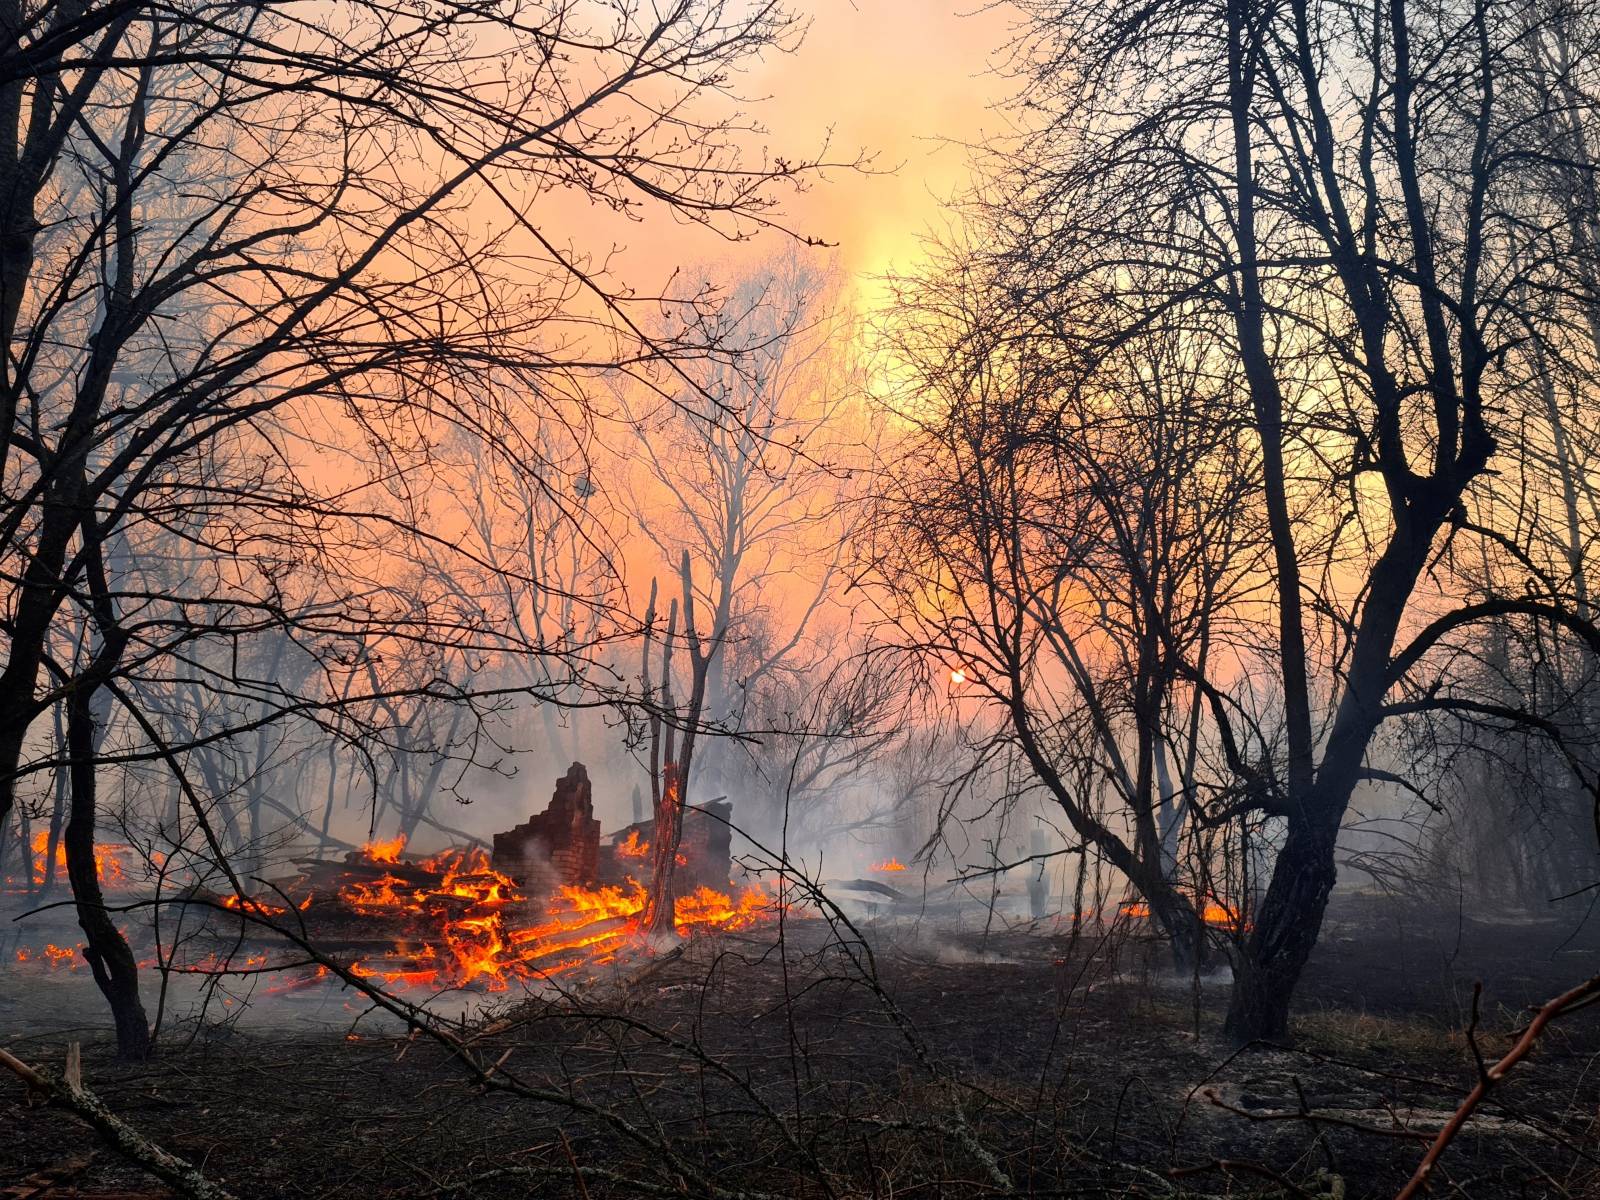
[{"left": 3, "top": 889, "right": 1598, "bottom": 1199}]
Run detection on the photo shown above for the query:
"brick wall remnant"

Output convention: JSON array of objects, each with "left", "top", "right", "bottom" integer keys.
[{"left": 491, "top": 762, "right": 601, "bottom": 893}]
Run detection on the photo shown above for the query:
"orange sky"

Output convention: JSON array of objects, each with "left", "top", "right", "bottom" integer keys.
[
  {"left": 754, "top": 1, "right": 1017, "bottom": 291},
  {"left": 566, "top": 1, "right": 1018, "bottom": 315}
]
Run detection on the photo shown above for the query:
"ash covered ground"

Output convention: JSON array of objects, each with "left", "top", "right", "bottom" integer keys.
[{"left": 4, "top": 890, "right": 1599, "bottom": 1199}]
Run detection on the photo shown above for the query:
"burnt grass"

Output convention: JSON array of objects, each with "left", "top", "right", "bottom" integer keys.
[{"left": 4, "top": 891, "right": 1599, "bottom": 1199}]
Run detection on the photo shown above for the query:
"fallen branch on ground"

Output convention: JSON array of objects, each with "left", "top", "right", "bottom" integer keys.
[{"left": 0, "top": 1043, "right": 237, "bottom": 1200}]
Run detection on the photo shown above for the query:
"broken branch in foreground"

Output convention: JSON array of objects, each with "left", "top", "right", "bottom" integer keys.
[
  {"left": 0, "top": 1042, "right": 238, "bottom": 1200},
  {"left": 1396, "top": 973, "right": 1600, "bottom": 1200}
]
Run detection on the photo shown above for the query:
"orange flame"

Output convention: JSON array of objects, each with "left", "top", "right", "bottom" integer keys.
[
  {"left": 219, "top": 894, "right": 311, "bottom": 916},
  {"left": 872, "top": 858, "right": 907, "bottom": 872},
  {"left": 21, "top": 829, "right": 132, "bottom": 888},
  {"left": 361, "top": 834, "right": 408, "bottom": 864},
  {"left": 1117, "top": 897, "right": 1244, "bottom": 929},
  {"left": 11, "top": 835, "right": 782, "bottom": 992},
  {"left": 322, "top": 841, "right": 779, "bottom": 991},
  {"left": 15, "top": 942, "right": 80, "bottom": 969},
  {"left": 616, "top": 830, "right": 649, "bottom": 858}
]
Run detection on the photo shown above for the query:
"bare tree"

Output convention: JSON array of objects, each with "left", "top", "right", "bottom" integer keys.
[
  {"left": 626, "top": 255, "right": 858, "bottom": 930},
  {"left": 988, "top": 0, "right": 1600, "bottom": 1039},
  {"left": 0, "top": 0, "right": 841, "bottom": 1055},
  {"left": 869, "top": 237, "right": 1265, "bottom": 967},
  {"left": 730, "top": 631, "right": 906, "bottom": 847},
  {"left": 431, "top": 415, "right": 619, "bottom": 771}
]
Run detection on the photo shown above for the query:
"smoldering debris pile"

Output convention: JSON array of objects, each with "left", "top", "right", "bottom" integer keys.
[{"left": 9, "top": 763, "right": 774, "bottom": 996}]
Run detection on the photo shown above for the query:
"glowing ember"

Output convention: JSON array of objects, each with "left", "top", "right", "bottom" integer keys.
[
  {"left": 872, "top": 858, "right": 907, "bottom": 872},
  {"left": 15, "top": 942, "right": 81, "bottom": 969}
]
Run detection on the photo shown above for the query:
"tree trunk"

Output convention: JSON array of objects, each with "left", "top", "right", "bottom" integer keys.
[
  {"left": 1149, "top": 884, "right": 1208, "bottom": 973},
  {"left": 642, "top": 761, "right": 684, "bottom": 937},
  {"left": 39, "top": 699, "right": 68, "bottom": 896},
  {"left": 1222, "top": 806, "right": 1340, "bottom": 1042},
  {"left": 640, "top": 552, "right": 716, "bottom": 937},
  {"left": 65, "top": 686, "right": 151, "bottom": 1060}
]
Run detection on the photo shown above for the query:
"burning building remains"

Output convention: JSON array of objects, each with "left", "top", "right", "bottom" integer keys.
[
  {"left": 304, "top": 764, "right": 761, "bottom": 989},
  {"left": 492, "top": 761, "right": 736, "bottom": 897},
  {"left": 491, "top": 762, "right": 603, "bottom": 893},
  {"left": 8, "top": 762, "right": 767, "bottom": 995}
]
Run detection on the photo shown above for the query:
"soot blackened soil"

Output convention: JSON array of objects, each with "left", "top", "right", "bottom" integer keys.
[{"left": 3, "top": 892, "right": 1599, "bottom": 1199}]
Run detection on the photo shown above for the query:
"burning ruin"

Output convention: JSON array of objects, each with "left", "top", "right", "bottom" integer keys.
[
  {"left": 489, "top": 760, "right": 738, "bottom": 898},
  {"left": 491, "top": 761, "right": 602, "bottom": 893},
  {"left": 228, "top": 762, "right": 770, "bottom": 992},
  {"left": 5, "top": 762, "right": 774, "bottom": 994},
  {"left": 599, "top": 796, "right": 734, "bottom": 893}
]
